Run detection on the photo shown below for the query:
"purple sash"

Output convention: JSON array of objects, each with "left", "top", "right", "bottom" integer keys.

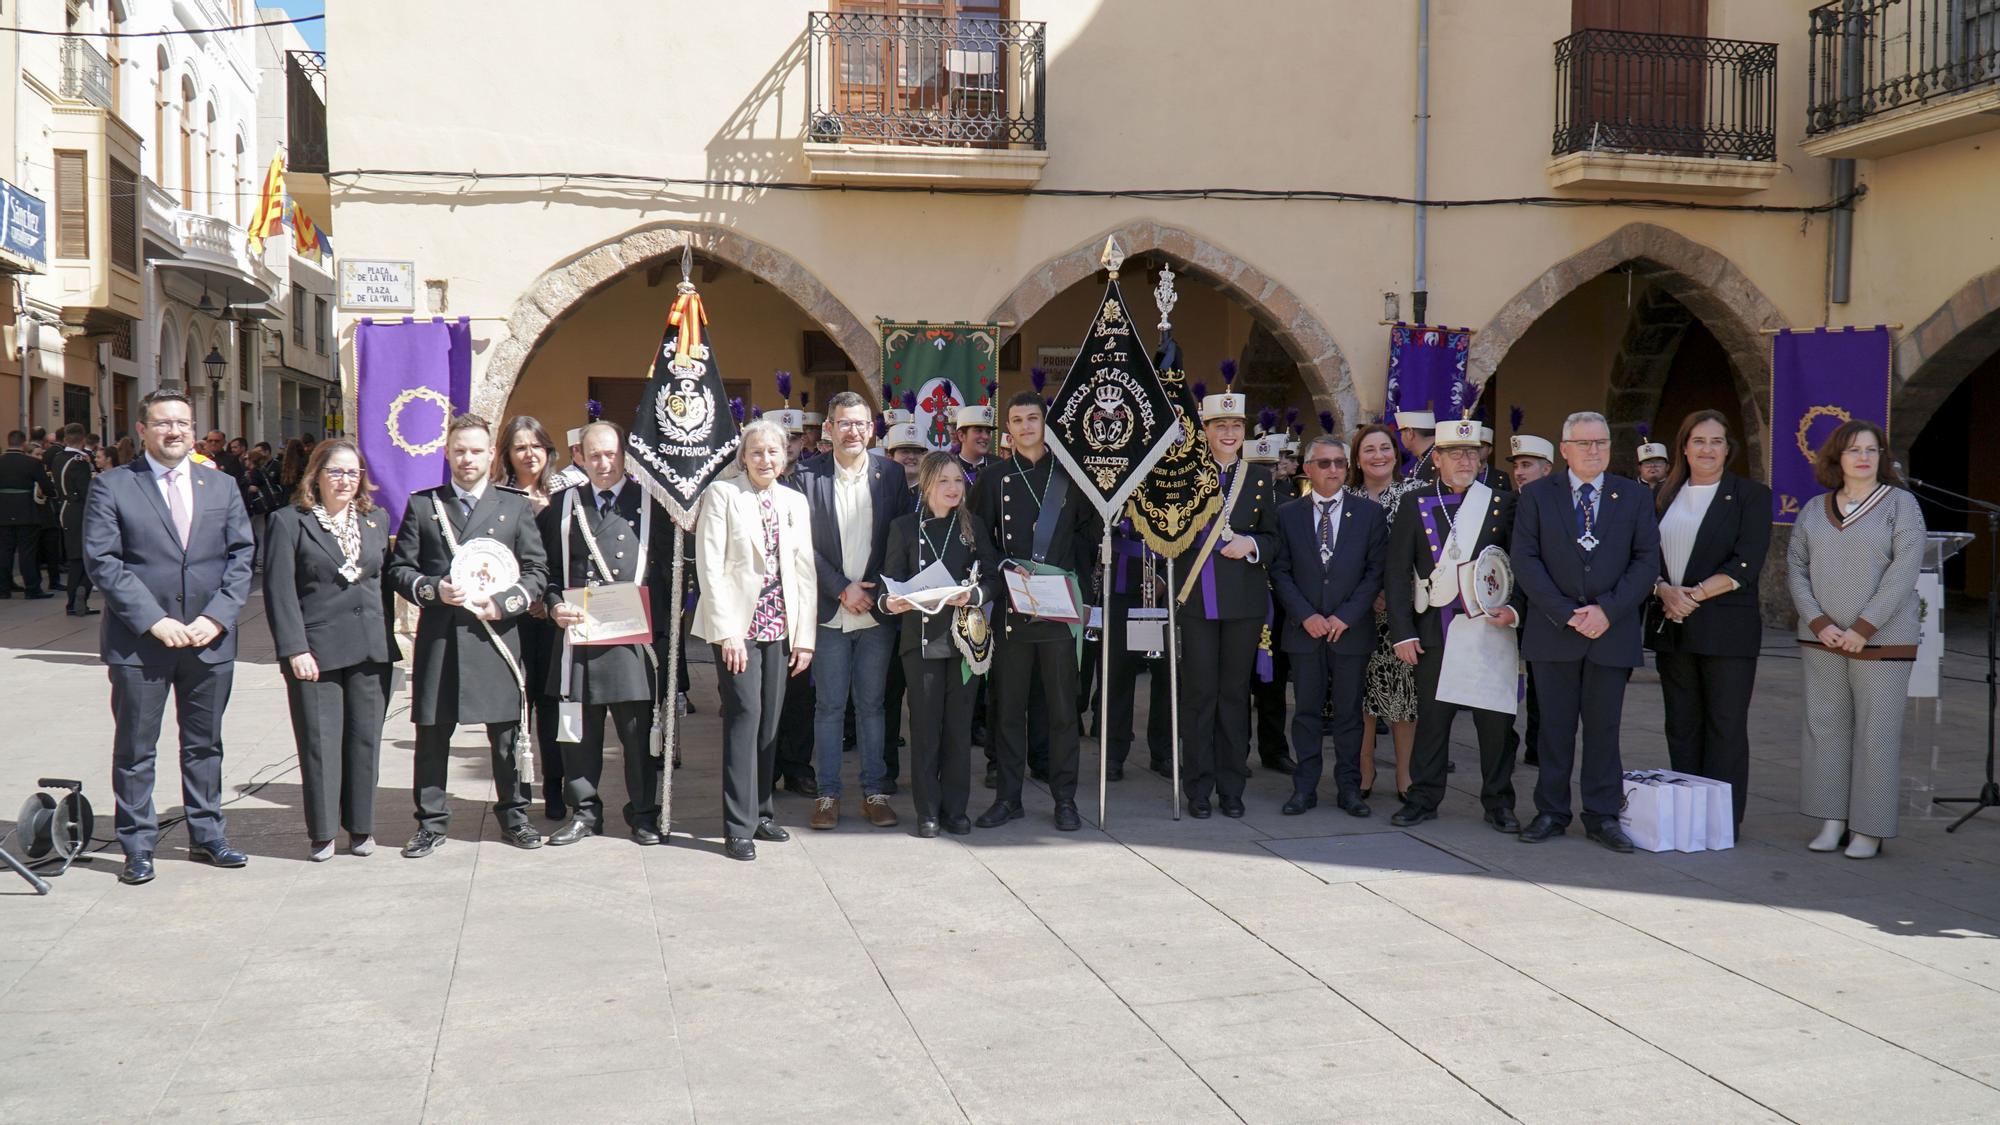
[{"left": 1414, "top": 489, "right": 1468, "bottom": 635}]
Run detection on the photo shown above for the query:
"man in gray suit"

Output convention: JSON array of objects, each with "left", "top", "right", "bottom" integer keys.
[{"left": 83, "top": 389, "right": 256, "bottom": 885}]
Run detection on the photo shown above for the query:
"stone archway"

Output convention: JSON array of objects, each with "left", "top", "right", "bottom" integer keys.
[
  {"left": 985, "top": 220, "right": 1359, "bottom": 432},
  {"left": 479, "top": 223, "right": 877, "bottom": 420},
  {"left": 1470, "top": 222, "right": 1788, "bottom": 474},
  {"left": 1890, "top": 266, "right": 2000, "bottom": 456}
]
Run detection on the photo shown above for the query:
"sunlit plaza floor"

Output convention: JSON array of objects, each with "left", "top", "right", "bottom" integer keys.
[{"left": 4, "top": 591, "right": 2000, "bottom": 1123}]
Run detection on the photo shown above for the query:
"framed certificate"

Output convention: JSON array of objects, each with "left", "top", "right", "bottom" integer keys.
[{"left": 569, "top": 583, "right": 653, "bottom": 646}]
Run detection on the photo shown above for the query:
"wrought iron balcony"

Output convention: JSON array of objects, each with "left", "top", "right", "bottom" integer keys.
[
  {"left": 60, "top": 36, "right": 114, "bottom": 111},
  {"left": 1553, "top": 29, "right": 1778, "bottom": 161},
  {"left": 1807, "top": 0, "right": 2000, "bottom": 135},
  {"left": 805, "top": 11, "right": 1045, "bottom": 149},
  {"left": 287, "top": 50, "right": 329, "bottom": 175}
]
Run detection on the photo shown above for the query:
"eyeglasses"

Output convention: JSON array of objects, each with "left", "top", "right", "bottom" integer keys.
[
  {"left": 145, "top": 420, "right": 194, "bottom": 432},
  {"left": 1563, "top": 438, "right": 1611, "bottom": 450},
  {"left": 1306, "top": 458, "right": 1346, "bottom": 470},
  {"left": 322, "top": 468, "right": 362, "bottom": 480},
  {"left": 831, "top": 419, "right": 872, "bottom": 432},
  {"left": 1437, "top": 448, "right": 1483, "bottom": 460}
]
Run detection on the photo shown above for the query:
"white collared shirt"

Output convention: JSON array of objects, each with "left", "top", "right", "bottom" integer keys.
[
  {"left": 1310, "top": 488, "right": 1343, "bottom": 556},
  {"left": 1567, "top": 469, "right": 1605, "bottom": 523},
  {"left": 828, "top": 452, "right": 876, "bottom": 631},
  {"left": 144, "top": 451, "right": 194, "bottom": 516},
  {"left": 451, "top": 479, "right": 488, "bottom": 512}
]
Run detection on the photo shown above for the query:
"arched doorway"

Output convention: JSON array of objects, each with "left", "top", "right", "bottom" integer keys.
[
  {"left": 986, "top": 221, "right": 1358, "bottom": 435},
  {"left": 1471, "top": 223, "right": 1785, "bottom": 477},
  {"left": 484, "top": 224, "right": 876, "bottom": 424},
  {"left": 1895, "top": 272, "right": 2000, "bottom": 593}
]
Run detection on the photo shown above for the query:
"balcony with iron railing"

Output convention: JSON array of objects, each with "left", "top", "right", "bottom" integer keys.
[
  {"left": 802, "top": 10, "right": 1049, "bottom": 186},
  {"left": 1548, "top": 28, "right": 1780, "bottom": 193},
  {"left": 287, "top": 50, "right": 329, "bottom": 176},
  {"left": 1804, "top": 0, "right": 2000, "bottom": 158},
  {"left": 59, "top": 36, "right": 113, "bottom": 111}
]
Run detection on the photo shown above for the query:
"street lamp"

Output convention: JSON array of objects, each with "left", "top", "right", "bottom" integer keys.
[{"left": 202, "top": 345, "right": 227, "bottom": 432}]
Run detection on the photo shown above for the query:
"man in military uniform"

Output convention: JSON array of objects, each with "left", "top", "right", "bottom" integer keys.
[
  {"left": 388, "top": 413, "right": 550, "bottom": 858},
  {"left": 49, "top": 423, "right": 98, "bottom": 615},
  {"left": 1243, "top": 433, "right": 1296, "bottom": 776},
  {"left": 0, "top": 430, "right": 54, "bottom": 599},
  {"left": 1636, "top": 439, "right": 1670, "bottom": 488},
  {"left": 968, "top": 391, "right": 1095, "bottom": 831},
  {"left": 1478, "top": 425, "right": 1514, "bottom": 493},
  {"left": 1396, "top": 410, "right": 1438, "bottom": 481},
  {"left": 540, "top": 422, "right": 669, "bottom": 846},
  {"left": 1385, "top": 418, "right": 1525, "bottom": 832}
]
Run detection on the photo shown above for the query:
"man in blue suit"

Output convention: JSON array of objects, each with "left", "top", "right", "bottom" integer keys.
[
  {"left": 794, "top": 391, "right": 915, "bottom": 830},
  {"left": 83, "top": 389, "right": 255, "bottom": 885},
  {"left": 1512, "top": 410, "right": 1661, "bottom": 852},
  {"left": 1270, "top": 435, "right": 1386, "bottom": 817}
]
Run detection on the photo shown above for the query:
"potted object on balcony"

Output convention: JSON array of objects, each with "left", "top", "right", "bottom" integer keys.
[{"left": 809, "top": 114, "right": 845, "bottom": 143}]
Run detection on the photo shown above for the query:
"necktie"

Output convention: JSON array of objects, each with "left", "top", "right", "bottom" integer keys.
[
  {"left": 164, "top": 468, "right": 191, "bottom": 548},
  {"left": 1316, "top": 500, "right": 1334, "bottom": 564},
  {"left": 458, "top": 492, "right": 473, "bottom": 518},
  {"left": 1576, "top": 482, "right": 1596, "bottom": 545},
  {"left": 598, "top": 489, "right": 616, "bottom": 515}
]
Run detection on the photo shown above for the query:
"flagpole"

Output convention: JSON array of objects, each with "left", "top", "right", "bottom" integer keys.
[
  {"left": 658, "top": 523, "right": 685, "bottom": 834},
  {"left": 1098, "top": 523, "right": 1113, "bottom": 827},
  {"left": 1166, "top": 555, "right": 1181, "bottom": 821}
]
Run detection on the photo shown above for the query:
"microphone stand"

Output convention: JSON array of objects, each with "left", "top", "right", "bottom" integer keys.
[{"left": 1910, "top": 474, "right": 2000, "bottom": 832}]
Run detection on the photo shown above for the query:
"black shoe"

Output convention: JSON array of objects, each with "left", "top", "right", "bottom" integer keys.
[
  {"left": 724, "top": 837, "right": 756, "bottom": 861},
  {"left": 915, "top": 819, "right": 941, "bottom": 839},
  {"left": 754, "top": 819, "right": 790, "bottom": 842},
  {"left": 1150, "top": 760, "right": 1172, "bottom": 779},
  {"left": 1217, "top": 795, "right": 1246, "bottom": 819},
  {"left": 1186, "top": 798, "right": 1212, "bottom": 819},
  {"left": 983, "top": 765, "right": 998, "bottom": 789},
  {"left": 1338, "top": 793, "right": 1372, "bottom": 818},
  {"left": 500, "top": 824, "right": 544, "bottom": 849},
  {"left": 547, "top": 817, "right": 599, "bottom": 846},
  {"left": 1359, "top": 787, "right": 1372, "bottom": 799},
  {"left": 1519, "top": 813, "right": 1566, "bottom": 843},
  {"left": 1485, "top": 809, "right": 1522, "bottom": 834},
  {"left": 1586, "top": 821, "right": 1636, "bottom": 854},
  {"left": 779, "top": 775, "right": 818, "bottom": 796},
  {"left": 1446, "top": 759, "right": 1456, "bottom": 773},
  {"left": 402, "top": 830, "right": 447, "bottom": 858},
  {"left": 1054, "top": 802, "right": 1082, "bottom": 832},
  {"left": 1105, "top": 761, "right": 1125, "bottom": 782},
  {"left": 66, "top": 605, "right": 99, "bottom": 617},
  {"left": 119, "top": 852, "right": 155, "bottom": 885},
  {"left": 974, "top": 800, "right": 1023, "bottom": 828},
  {"left": 943, "top": 815, "right": 972, "bottom": 836},
  {"left": 0, "top": 591, "right": 12, "bottom": 599},
  {"left": 1259, "top": 755, "right": 1297, "bottom": 775},
  {"left": 23, "top": 590, "right": 53, "bottom": 600},
  {"left": 188, "top": 841, "right": 248, "bottom": 868},
  {"left": 631, "top": 825, "right": 663, "bottom": 846},
  {"left": 1389, "top": 803, "right": 1436, "bottom": 827},
  {"left": 1280, "top": 793, "right": 1317, "bottom": 816}
]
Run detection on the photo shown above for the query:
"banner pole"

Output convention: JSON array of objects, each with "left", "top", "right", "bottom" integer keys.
[
  {"left": 659, "top": 524, "right": 685, "bottom": 837},
  {"left": 1166, "top": 554, "right": 1181, "bottom": 821},
  {"left": 1099, "top": 524, "right": 1113, "bottom": 827}
]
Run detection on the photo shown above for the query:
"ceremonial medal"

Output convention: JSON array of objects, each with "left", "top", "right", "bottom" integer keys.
[{"left": 1577, "top": 531, "right": 1599, "bottom": 552}]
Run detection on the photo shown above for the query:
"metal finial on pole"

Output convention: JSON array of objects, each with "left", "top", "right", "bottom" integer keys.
[
  {"left": 1100, "top": 236, "right": 1125, "bottom": 278},
  {"left": 1155, "top": 263, "right": 1178, "bottom": 333},
  {"left": 678, "top": 242, "right": 695, "bottom": 292}
]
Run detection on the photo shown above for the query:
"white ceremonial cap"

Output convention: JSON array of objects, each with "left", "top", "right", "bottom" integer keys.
[
  {"left": 1245, "top": 435, "right": 1282, "bottom": 463},
  {"left": 882, "top": 408, "right": 912, "bottom": 427},
  {"left": 885, "top": 422, "right": 926, "bottom": 451},
  {"left": 955, "top": 405, "right": 994, "bottom": 430},
  {"left": 1200, "top": 393, "right": 1246, "bottom": 422},
  {"left": 1637, "top": 442, "right": 1670, "bottom": 463},
  {"left": 1479, "top": 425, "right": 1495, "bottom": 445},
  {"left": 802, "top": 411, "right": 824, "bottom": 426},
  {"left": 1393, "top": 410, "right": 1435, "bottom": 431},
  {"left": 775, "top": 408, "right": 805, "bottom": 434},
  {"left": 1282, "top": 438, "right": 1301, "bottom": 455},
  {"left": 566, "top": 427, "right": 585, "bottom": 446},
  {"left": 1509, "top": 434, "right": 1555, "bottom": 463},
  {"left": 1434, "top": 418, "right": 1483, "bottom": 448}
]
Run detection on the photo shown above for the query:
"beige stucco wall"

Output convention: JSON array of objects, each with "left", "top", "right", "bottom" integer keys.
[{"left": 329, "top": 0, "right": 2000, "bottom": 460}]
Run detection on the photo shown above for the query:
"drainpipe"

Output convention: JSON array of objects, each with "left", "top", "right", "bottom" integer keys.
[
  {"left": 1412, "top": 0, "right": 1430, "bottom": 326},
  {"left": 1829, "top": 5, "right": 1863, "bottom": 305}
]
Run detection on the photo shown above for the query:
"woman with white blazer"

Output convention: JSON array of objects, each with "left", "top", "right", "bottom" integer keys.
[{"left": 692, "top": 419, "right": 816, "bottom": 861}]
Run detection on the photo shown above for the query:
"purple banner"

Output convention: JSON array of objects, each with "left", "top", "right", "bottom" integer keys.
[
  {"left": 446, "top": 316, "right": 472, "bottom": 413},
  {"left": 1769, "top": 327, "right": 1892, "bottom": 525},
  {"left": 1386, "top": 323, "right": 1472, "bottom": 423},
  {"left": 356, "top": 317, "right": 454, "bottom": 532}
]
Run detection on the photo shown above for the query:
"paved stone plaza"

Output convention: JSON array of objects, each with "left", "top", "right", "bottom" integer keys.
[{"left": 3, "top": 592, "right": 1999, "bottom": 1123}]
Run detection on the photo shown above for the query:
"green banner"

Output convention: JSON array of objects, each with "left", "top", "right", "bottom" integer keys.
[{"left": 881, "top": 322, "right": 999, "bottom": 450}]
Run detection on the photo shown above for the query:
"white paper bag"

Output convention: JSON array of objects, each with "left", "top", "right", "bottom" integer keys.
[
  {"left": 1619, "top": 775, "right": 1677, "bottom": 853},
  {"left": 1652, "top": 770, "right": 1735, "bottom": 850},
  {"left": 1672, "top": 781, "right": 1709, "bottom": 852},
  {"left": 557, "top": 700, "right": 584, "bottom": 744}
]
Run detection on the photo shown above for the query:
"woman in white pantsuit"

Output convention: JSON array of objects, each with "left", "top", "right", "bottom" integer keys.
[{"left": 1786, "top": 419, "right": 1924, "bottom": 859}]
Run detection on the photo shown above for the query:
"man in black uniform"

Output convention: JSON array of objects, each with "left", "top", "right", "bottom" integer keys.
[
  {"left": 1385, "top": 418, "right": 1525, "bottom": 832},
  {"left": 49, "top": 423, "right": 97, "bottom": 615},
  {"left": 540, "top": 422, "right": 669, "bottom": 846},
  {"left": 388, "top": 413, "right": 550, "bottom": 858},
  {"left": 0, "top": 430, "right": 53, "bottom": 599},
  {"left": 968, "top": 392, "right": 1094, "bottom": 831},
  {"left": 1396, "top": 410, "right": 1438, "bottom": 482}
]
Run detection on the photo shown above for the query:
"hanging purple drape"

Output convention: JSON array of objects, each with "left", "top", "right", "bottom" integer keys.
[
  {"left": 1385, "top": 324, "right": 1472, "bottom": 421},
  {"left": 1769, "top": 326, "right": 1892, "bottom": 525},
  {"left": 356, "top": 317, "right": 453, "bottom": 532}
]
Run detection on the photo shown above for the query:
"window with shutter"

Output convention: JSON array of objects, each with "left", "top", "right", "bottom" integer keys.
[
  {"left": 108, "top": 159, "right": 138, "bottom": 273},
  {"left": 55, "top": 150, "right": 89, "bottom": 259}
]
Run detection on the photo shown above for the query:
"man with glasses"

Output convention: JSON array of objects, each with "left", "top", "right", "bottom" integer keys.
[
  {"left": 1386, "top": 418, "right": 1525, "bottom": 831},
  {"left": 1512, "top": 411, "right": 1662, "bottom": 852},
  {"left": 83, "top": 390, "right": 256, "bottom": 885}
]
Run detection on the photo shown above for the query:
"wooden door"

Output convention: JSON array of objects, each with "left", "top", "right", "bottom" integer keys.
[
  {"left": 833, "top": 0, "right": 1008, "bottom": 146},
  {"left": 1572, "top": 0, "right": 1708, "bottom": 155}
]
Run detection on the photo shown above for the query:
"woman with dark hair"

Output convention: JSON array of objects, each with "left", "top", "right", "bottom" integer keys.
[
  {"left": 277, "top": 437, "right": 309, "bottom": 504},
  {"left": 1348, "top": 422, "right": 1415, "bottom": 799},
  {"left": 1645, "top": 410, "right": 1771, "bottom": 831},
  {"left": 1787, "top": 419, "right": 1923, "bottom": 859},
  {"left": 497, "top": 415, "right": 570, "bottom": 818},
  {"left": 881, "top": 451, "right": 1000, "bottom": 837},
  {"left": 264, "top": 439, "right": 397, "bottom": 861},
  {"left": 112, "top": 435, "right": 136, "bottom": 467}
]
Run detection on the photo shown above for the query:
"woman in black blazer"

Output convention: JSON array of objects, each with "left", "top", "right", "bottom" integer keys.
[
  {"left": 881, "top": 452, "right": 1001, "bottom": 838},
  {"left": 1645, "top": 410, "right": 1772, "bottom": 829},
  {"left": 264, "top": 439, "right": 398, "bottom": 861}
]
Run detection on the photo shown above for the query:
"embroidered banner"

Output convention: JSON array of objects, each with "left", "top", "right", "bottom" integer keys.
[
  {"left": 1386, "top": 323, "right": 1473, "bottom": 423},
  {"left": 1045, "top": 274, "right": 1180, "bottom": 519},
  {"left": 629, "top": 282, "right": 742, "bottom": 531},
  {"left": 1769, "top": 326, "right": 1892, "bottom": 525},
  {"left": 881, "top": 322, "right": 999, "bottom": 451},
  {"left": 1126, "top": 330, "right": 1218, "bottom": 558},
  {"left": 356, "top": 317, "right": 463, "bottom": 532}
]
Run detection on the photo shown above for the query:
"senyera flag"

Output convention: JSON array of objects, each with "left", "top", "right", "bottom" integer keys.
[
  {"left": 629, "top": 279, "right": 741, "bottom": 530},
  {"left": 1769, "top": 326, "right": 1892, "bottom": 525}
]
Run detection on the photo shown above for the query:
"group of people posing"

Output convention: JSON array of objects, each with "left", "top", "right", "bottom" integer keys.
[{"left": 73, "top": 380, "right": 1925, "bottom": 881}]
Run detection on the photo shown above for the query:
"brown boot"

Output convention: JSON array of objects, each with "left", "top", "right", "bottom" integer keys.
[
  {"left": 809, "top": 796, "right": 839, "bottom": 830},
  {"left": 862, "top": 794, "right": 899, "bottom": 828}
]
